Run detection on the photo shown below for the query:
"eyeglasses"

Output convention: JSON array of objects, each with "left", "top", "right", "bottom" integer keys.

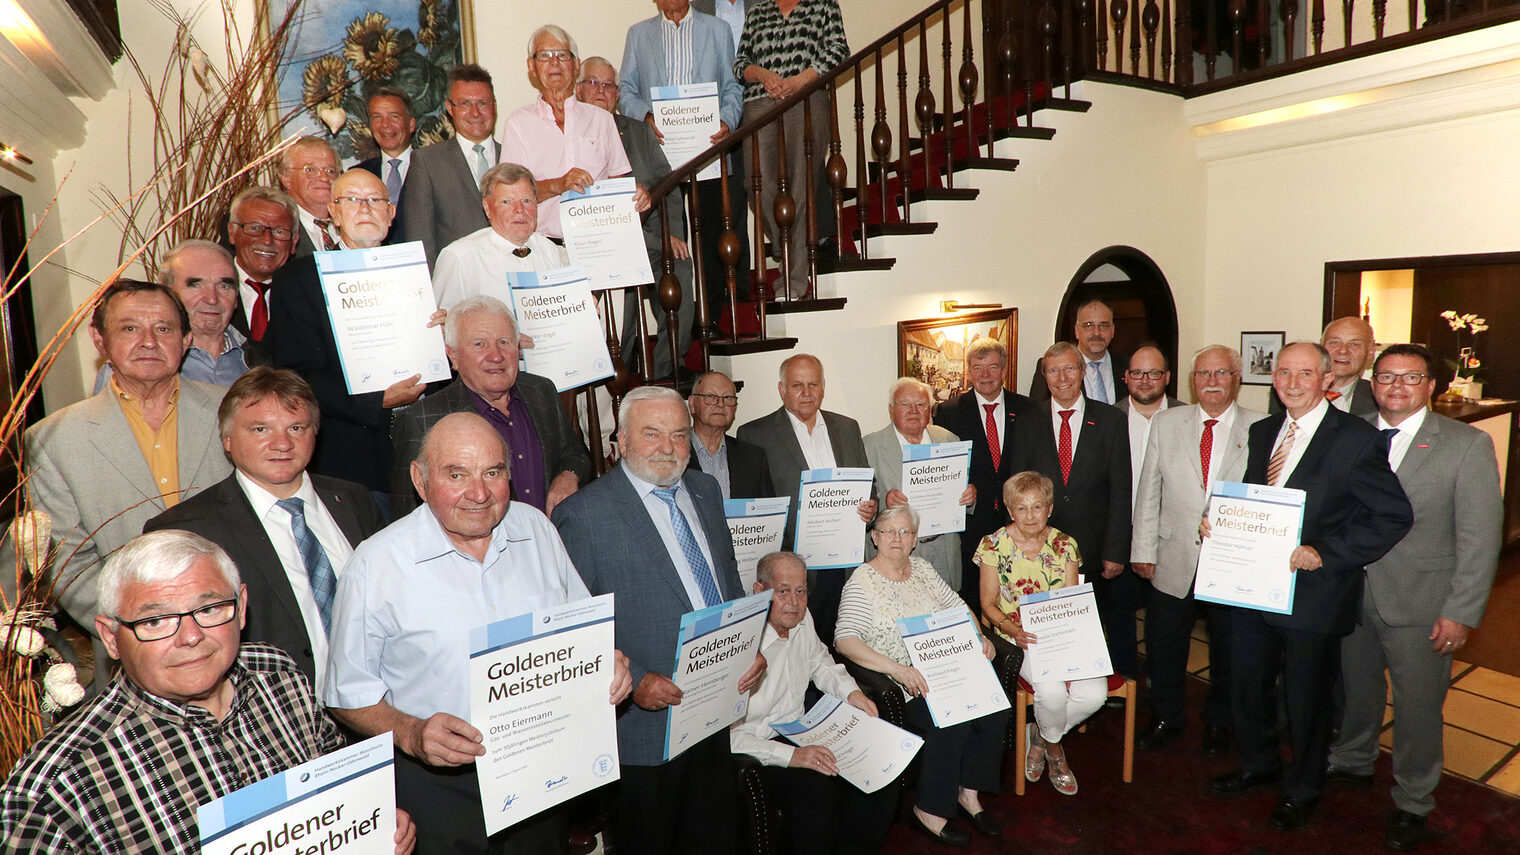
[
  {"left": 332, "top": 196, "right": 389, "bottom": 209},
  {"left": 874, "top": 528, "right": 915, "bottom": 539},
  {"left": 1372, "top": 372, "right": 1429, "bottom": 386},
  {"left": 690, "top": 393, "right": 738, "bottom": 406},
  {"left": 289, "top": 165, "right": 340, "bottom": 179},
  {"left": 449, "top": 97, "right": 495, "bottom": 111},
  {"left": 580, "top": 79, "right": 618, "bottom": 92},
  {"left": 1126, "top": 369, "right": 1166, "bottom": 380},
  {"left": 891, "top": 400, "right": 930, "bottom": 411},
  {"left": 230, "top": 222, "right": 294, "bottom": 241},
  {"left": 533, "top": 49, "right": 576, "bottom": 63},
  {"left": 1078, "top": 321, "right": 1114, "bottom": 332},
  {"left": 1191, "top": 369, "right": 1239, "bottom": 380},
  {"left": 115, "top": 599, "right": 239, "bottom": 642}
]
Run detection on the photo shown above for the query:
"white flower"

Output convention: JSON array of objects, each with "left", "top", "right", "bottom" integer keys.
[
  {"left": 3, "top": 624, "right": 46, "bottom": 656},
  {"left": 1440, "top": 310, "right": 1457, "bottom": 319},
  {"left": 8, "top": 510, "right": 52, "bottom": 576},
  {"left": 43, "top": 663, "right": 86, "bottom": 709}
]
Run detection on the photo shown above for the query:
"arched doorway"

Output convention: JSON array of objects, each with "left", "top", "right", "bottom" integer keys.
[{"left": 1054, "top": 246, "right": 1181, "bottom": 398}]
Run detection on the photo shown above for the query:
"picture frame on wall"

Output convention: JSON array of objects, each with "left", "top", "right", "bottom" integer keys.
[
  {"left": 1240, "top": 330, "right": 1285, "bottom": 385},
  {"left": 897, "top": 309, "right": 1018, "bottom": 404}
]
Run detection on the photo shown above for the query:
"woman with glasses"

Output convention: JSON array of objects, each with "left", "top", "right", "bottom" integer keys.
[{"left": 834, "top": 504, "right": 1007, "bottom": 847}]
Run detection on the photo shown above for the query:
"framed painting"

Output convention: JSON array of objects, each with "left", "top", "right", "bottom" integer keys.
[
  {"left": 269, "top": 0, "right": 477, "bottom": 161},
  {"left": 1240, "top": 330, "right": 1285, "bottom": 385},
  {"left": 897, "top": 309, "right": 1018, "bottom": 405}
]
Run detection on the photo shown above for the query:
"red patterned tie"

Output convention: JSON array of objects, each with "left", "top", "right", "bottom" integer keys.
[
  {"left": 314, "top": 218, "right": 339, "bottom": 251},
  {"left": 246, "top": 278, "right": 268, "bottom": 341},
  {"left": 984, "top": 403, "right": 1001, "bottom": 473},
  {"left": 1200, "top": 418, "right": 1218, "bottom": 492},
  {"left": 1058, "top": 409, "right": 1075, "bottom": 484}
]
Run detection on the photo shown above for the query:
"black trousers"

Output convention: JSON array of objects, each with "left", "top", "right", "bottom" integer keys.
[
  {"left": 902, "top": 697, "right": 1007, "bottom": 818},
  {"left": 807, "top": 568, "right": 848, "bottom": 645},
  {"left": 394, "top": 753, "right": 567, "bottom": 855},
  {"left": 756, "top": 765, "right": 899, "bottom": 855},
  {"left": 613, "top": 731, "right": 736, "bottom": 855},
  {"left": 1144, "top": 584, "right": 1233, "bottom": 727},
  {"left": 1091, "top": 569, "right": 1143, "bottom": 679}
]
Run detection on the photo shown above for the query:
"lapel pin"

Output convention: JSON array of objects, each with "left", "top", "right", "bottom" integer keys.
[{"left": 1416, "top": 444, "right": 1429, "bottom": 449}]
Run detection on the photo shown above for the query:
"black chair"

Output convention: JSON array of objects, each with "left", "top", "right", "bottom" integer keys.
[
  {"left": 735, "top": 753, "right": 779, "bottom": 855},
  {"left": 988, "top": 630, "right": 1026, "bottom": 751}
]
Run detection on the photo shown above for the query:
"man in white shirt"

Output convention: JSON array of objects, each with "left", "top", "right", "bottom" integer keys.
[
  {"left": 1115, "top": 344, "right": 1179, "bottom": 505},
  {"left": 432, "top": 163, "right": 567, "bottom": 309},
  {"left": 400, "top": 64, "right": 500, "bottom": 265},
  {"left": 276, "top": 137, "right": 342, "bottom": 257}
]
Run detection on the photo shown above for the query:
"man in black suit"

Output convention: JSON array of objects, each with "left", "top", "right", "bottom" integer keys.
[
  {"left": 225, "top": 185, "right": 297, "bottom": 353},
  {"left": 932, "top": 338, "right": 1032, "bottom": 612},
  {"left": 276, "top": 137, "right": 342, "bottom": 258},
  {"left": 1208, "top": 341, "right": 1412, "bottom": 831},
  {"left": 400, "top": 64, "right": 498, "bottom": 266},
  {"left": 1030, "top": 299, "right": 1128, "bottom": 403},
  {"left": 1010, "top": 341, "right": 1135, "bottom": 677},
  {"left": 356, "top": 87, "right": 416, "bottom": 242},
  {"left": 144, "top": 367, "right": 383, "bottom": 688},
  {"left": 687, "top": 370, "right": 774, "bottom": 499},
  {"left": 1269, "top": 316, "right": 1378, "bottom": 416}
]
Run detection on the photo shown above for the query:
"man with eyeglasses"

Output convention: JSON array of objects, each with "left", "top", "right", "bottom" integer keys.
[
  {"left": 1326, "top": 343, "right": 1501, "bottom": 851},
  {"left": 276, "top": 136, "right": 343, "bottom": 257},
  {"left": 225, "top": 185, "right": 298, "bottom": 345},
  {"left": 1116, "top": 344, "right": 1180, "bottom": 507},
  {"left": 1030, "top": 299, "right": 1129, "bottom": 403},
  {"left": 687, "top": 370, "right": 774, "bottom": 499},
  {"left": 0, "top": 530, "right": 417, "bottom": 854},
  {"left": 1131, "top": 345, "right": 1263, "bottom": 756},
  {"left": 400, "top": 64, "right": 499, "bottom": 266}
]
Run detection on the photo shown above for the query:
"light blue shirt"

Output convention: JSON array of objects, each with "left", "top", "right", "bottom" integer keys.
[
  {"left": 1084, "top": 352, "right": 1113, "bottom": 403},
  {"left": 323, "top": 501, "right": 590, "bottom": 720},
  {"left": 625, "top": 465, "right": 719, "bottom": 611},
  {"left": 690, "top": 431, "right": 732, "bottom": 499},
  {"left": 713, "top": 0, "right": 746, "bottom": 53}
]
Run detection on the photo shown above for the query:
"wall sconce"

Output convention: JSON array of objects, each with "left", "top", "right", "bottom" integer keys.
[
  {"left": 940, "top": 300, "right": 1002, "bottom": 313},
  {"left": 0, "top": 143, "right": 32, "bottom": 166}
]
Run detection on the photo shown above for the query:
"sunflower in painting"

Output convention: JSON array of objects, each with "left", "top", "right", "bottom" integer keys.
[
  {"left": 301, "top": 53, "right": 349, "bottom": 114},
  {"left": 417, "top": 0, "right": 441, "bottom": 50},
  {"left": 343, "top": 12, "right": 402, "bottom": 80}
]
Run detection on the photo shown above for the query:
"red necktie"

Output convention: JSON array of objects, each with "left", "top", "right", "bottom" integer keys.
[
  {"left": 984, "top": 403, "right": 1001, "bottom": 473},
  {"left": 1058, "top": 409, "right": 1075, "bottom": 484},
  {"left": 1200, "top": 418, "right": 1218, "bottom": 492},
  {"left": 1324, "top": 390, "right": 1342, "bottom": 402},
  {"left": 246, "top": 278, "right": 269, "bottom": 341},
  {"left": 314, "top": 218, "right": 339, "bottom": 251}
]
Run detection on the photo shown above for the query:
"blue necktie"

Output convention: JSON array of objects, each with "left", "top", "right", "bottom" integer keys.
[
  {"left": 1383, "top": 427, "right": 1401, "bottom": 462},
  {"left": 385, "top": 157, "right": 403, "bottom": 204},
  {"left": 276, "top": 497, "right": 337, "bottom": 635},
  {"left": 653, "top": 486, "right": 723, "bottom": 608},
  {"left": 1087, "top": 360, "right": 1108, "bottom": 403}
]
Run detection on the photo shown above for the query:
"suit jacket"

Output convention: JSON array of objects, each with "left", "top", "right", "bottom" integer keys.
[
  {"left": 23, "top": 380, "right": 231, "bottom": 626},
  {"left": 1029, "top": 349, "right": 1128, "bottom": 402},
  {"left": 143, "top": 473, "right": 383, "bottom": 683},
  {"left": 268, "top": 255, "right": 392, "bottom": 491},
  {"left": 552, "top": 465, "right": 742, "bottom": 765},
  {"left": 736, "top": 407, "right": 869, "bottom": 544},
  {"left": 934, "top": 388, "right": 1033, "bottom": 552},
  {"left": 389, "top": 375, "right": 594, "bottom": 516},
  {"left": 619, "top": 11, "right": 745, "bottom": 132},
  {"left": 1009, "top": 397, "right": 1132, "bottom": 577},
  {"left": 1243, "top": 406, "right": 1412, "bottom": 634},
  {"left": 356, "top": 154, "right": 405, "bottom": 244},
  {"left": 398, "top": 139, "right": 494, "bottom": 266},
  {"left": 1130, "top": 404, "right": 1264, "bottom": 598},
  {"left": 1363, "top": 411, "right": 1502, "bottom": 628},
  {"left": 687, "top": 433, "right": 776, "bottom": 499},
  {"left": 861, "top": 423, "right": 964, "bottom": 589},
  {"left": 1269, "top": 377, "right": 1376, "bottom": 417}
]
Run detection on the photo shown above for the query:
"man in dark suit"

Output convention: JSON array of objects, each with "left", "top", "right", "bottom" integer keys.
[
  {"left": 399, "top": 64, "right": 498, "bottom": 265},
  {"left": 225, "top": 185, "right": 297, "bottom": 354},
  {"left": 276, "top": 137, "right": 342, "bottom": 258},
  {"left": 1010, "top": 341, "right": 1135, "bottom": 677},
  {"left": 1269, "top": 316, "right": 1377, "bottom": 416},
  {"left": 356, "top": 87, "right": 416, "bottom": 242},
  {"left": 553, "top": 386, "right": 765, "bottom": 855},
  {"left": 1209, "top": 341, "right": 1412, "bottom": 831},
  {"left": 737, "top": 353, "right": 877, "bottom": 639},
  {"left": 687, "top": 370, "right": 774, "bottom": 499},
  {"left": 932, "top": 338, "right": 1033, "bottom": 612},
  {"left": 144, "top": 367, "right": 383, "bottom": 688},
  {"left": 1030, "top": 299, "right": 1128, "bottom": 402},
  {"left": 390, "top": 295, "right": 591, "bottom": 517}
]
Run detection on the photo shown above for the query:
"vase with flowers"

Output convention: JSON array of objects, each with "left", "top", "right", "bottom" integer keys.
[{"left": 1439, "top": 310, "right": 1488, "bottom": 402}]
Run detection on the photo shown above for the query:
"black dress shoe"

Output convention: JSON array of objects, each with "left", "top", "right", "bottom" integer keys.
[
  {"left": 1385, "top": 809, "right": 1427, "bottom": 851},
  {"left": 1209, "top": 768, "right": 1282, "bottom": 795},
  {"left": 958, "top": 805, "right": 1001, "bottom": 837},
  {"left": 1269, "top": 796, "right": 1319, "bottom": 830},
  {"left": 1137, "top": 720, "right": 1185, "bottom": 751},
  {"left": 1324, "top": 765, "right": 1375, "bottom": 789},
  {"left": 1202, "top": 724, "right": 1232, "bottom": 757},
  {"left": 908, "top": 813, "right": 970, "bottom": 847}
]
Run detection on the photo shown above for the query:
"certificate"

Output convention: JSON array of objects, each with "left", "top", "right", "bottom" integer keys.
[
  {"left": 1195, "top": 481, "right": 1306, "bottom": 615},
  {"left": 1018, "top": 582, "right": 1113, "bottom": 682},
  {"left": 559, "top": 177, "right": 655, "bottom": 291},
  {"left": 666, "top": 590, "right": 773, "bottom": 760},
  {"left": 771, "top": 694, "right": 923, "bottom": 793},
  {"left": 315, "top": 241, "right": 450, "bottom": 394},
  {"left": 469, "top": 594, "right": 619, "bottom": 835},
  {"left": 896, "top": 606, "right": 1010, "bottom": 727},
  {"left": 901, "top": 441, "right": 972, "bottom": 537},
  {"left": 725, "top": 497, "right": 790, "bottom": 590},
  {"left": 650, "top": 82, "right": 722, "bottom": 181},
  {"left": 199, "top": 733, "right": 395, "bottom": 855},
  {"left": 793, "top": 468, "right": 875, "bottom": 570},
  {"left": 506, "top": 267, "right": 615, "bottom": 392}
]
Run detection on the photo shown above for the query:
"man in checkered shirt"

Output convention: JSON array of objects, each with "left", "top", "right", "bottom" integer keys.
[{"left": 0, "top": 530, "right": 416, "bottom": 853}]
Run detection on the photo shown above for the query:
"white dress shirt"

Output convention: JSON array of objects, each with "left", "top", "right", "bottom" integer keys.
[
  {"left": 432, "top": 228, "right": 567, "bottom": 309},
  {"left": 1330, "top": 378, "right": 1359, "bottom": 412},
  {"left": 730, "top": 612, "right": 863, "bottom": 766},
  {"left": 1270, "top": 398, "right": 1330, "bottom": 485},
  {"left": 1126, "top": 397, "right": 1168, "bottom": 508},
  {"left": 787, "top": 409, "right": 836, "bottom": 469},
  {"left": 1049, "top": 395, "right": 1087, "bottom": 455},
  {"left": 1378, "top": 405, "right": 1428, "bottom": 473},
  {"left": 626, "top": 467, "right": 721, "bottom": 610}
]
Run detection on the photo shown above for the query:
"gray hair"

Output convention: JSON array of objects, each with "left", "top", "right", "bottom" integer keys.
[
  {"left": 157, "top": 240, "right": 234, "bottom": 286},
  {"left": 965, "top": 338, "right": 1006, "bottom": 364},
  {"left": 617, "top": 386, "right": 689, "bottom": 440},
  {"left": 1043, "top": 341, "right": 1081, "bottom": 363},
  {"left": 528, "top": 24, "right": 579, "bottom": 58},
  {"left": 444, "top": 295, "right": 520, "bottom": 349},
  {"left": 416, "top": 412, "right": 512, "bottom": 481},
  {"left": 756, "top": 551, "right": 807, "bottom": 587},
  {"left": 1282, "top": 341, "right": 1333, "bottom": 374},
  {"left": 872, "top": 503, "right": 920, "bottom": 534},
  {"left": 480, "top": 162, "right": 538, "bottom": 199},
  {"left": 887, "top": 376, "right": 932, "bottom": 407},
  {"left": 230, "top": 185, "right": 299, "bottom": 229},
  {"left": 1192, "top": 344, "right": 1243, "bottom": 374},
  {"left": 778, "top": 353, "right": 823, "bottom": 381},
  {"left": 278, "top": 135, "right": 338, "bottom": 173},
  {"left": 579, "top": 56, "right": 615, "bottom": 80},
  {"left": 98, "top": 530, "right": 241, "bottom": 619}
]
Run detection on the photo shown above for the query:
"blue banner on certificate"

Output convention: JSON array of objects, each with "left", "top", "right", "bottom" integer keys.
[
  {"left": 651, "top": 82, "right": 721, "bottom": 181},
  {"left": 560, "top": 177, "right": 655, "bottom": 291},
  {"left": 772, "top": 694, "right": 923, "bottom": 793},
  {"left": 469, "top": 594, "right": 619, "bottom": 835},
  {"left": 725, "top": 497, "right": 790, "bottom": 590},
  {"left": 1018, "top": 582, "right": 1113, "bottom": 681},
  {"left": 901, "top": 441, "right": 971, "bottom": 537},
  {"left": 198, "top": 733, "right": 395, "bottom": 855},
  {"left": 666, "top": 590, "right": 772, "bottom": 760},
  {"left": 897, "top": 607, "right": 1010, "bottom": 727},
  {"left": 793, "top": 467, "right": 875, "bottom": 569},
  {"left": 506, "top": 267, "right": 614, "bottom": 392},
  {"left": 315, "top": 241, "right": 450, "bottom": 394},
  {"left": 1195, "top": 481, "right": 1306, "bottom": 614}
]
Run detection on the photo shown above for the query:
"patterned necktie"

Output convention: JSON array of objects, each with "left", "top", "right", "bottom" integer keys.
[
  {"left": 1383, "top": 427, "right": 1401, "bottom": 464},
  {"left": 1058, "top": 409, "right": 1075, "bottom": 484},
  {"left": 1087, "top": 361, "right": 1108, "bottom": 403},
  {"left": 245, "top": 278, "right": 268, "bottom": 341},
  {"left": 313, "top": 218, "right": 338, "bottom": 251},
  {"left": 983, "top": 403, "right": 1001, "bottom": 473},
  {"left": 1265, "top": 420, "right": 1298, "bottom": 487},
  {"left": 1325, "top": 390, "right": 1342, "bottom": 402},
  {"left": 275, "top": 497, "right": 337, "bottom": 635},
  {"left": 1200, "top": 418, "right": 1219, "bottom": 492},
  {"left": 653, "top": 486, "right": 722, "bottom": 608},
  {"left": 473, "top": 142, "right": 489, "bottom": 186},
  {"left": 385, "top": 157, "right": 403, "bottom": 204}
]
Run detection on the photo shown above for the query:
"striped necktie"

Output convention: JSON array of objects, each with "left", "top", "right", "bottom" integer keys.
[{"left": 1265, "top": 421, "right": 1297, "bottom": 487}]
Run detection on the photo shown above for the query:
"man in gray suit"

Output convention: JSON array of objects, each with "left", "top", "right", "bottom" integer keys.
[
  {"left": 25, "top": 280, "right": 231, "bottom": 682},
  {"left": 553, "top": 386, "right": 765, "bottom": 855},
  {"left": 399, "top": 64, "right": 498, "bottom": 266},
  {"left": 1131, "top": 345, "right": 1263, "bottom": 755},
  {"left": 737, "top": 353, "right": 877, "bottom": 639},
  {"left": 1326, "top": 343, "right": 1502, "bottom": 851}
]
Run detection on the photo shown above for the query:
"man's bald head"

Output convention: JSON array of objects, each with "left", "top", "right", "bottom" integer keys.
[{"left": 1321, "top": 316, "right": 1375, "bottom": 387}]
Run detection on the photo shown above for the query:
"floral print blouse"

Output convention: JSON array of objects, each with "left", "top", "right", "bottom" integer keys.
[{"left": 974, "top": 526, "right": 1081, "bottom": 643}]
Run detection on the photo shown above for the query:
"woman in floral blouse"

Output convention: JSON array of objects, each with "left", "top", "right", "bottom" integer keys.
[{"left": 977, "top": 471, "right": 1108, "bottom": 796}]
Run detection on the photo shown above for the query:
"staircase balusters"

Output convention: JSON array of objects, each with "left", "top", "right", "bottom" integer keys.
[
  {"left": 774, "top": 103, "right": 795, "bottom": 301},
  {"left": 1373, "top": 0, "right": 1387, "bottom": 37},
  {"left": 1112, "top": 0, "right": 1129, "bottom": 75},
  {"left": 1098, "top": 0, "right": 1110, "bottom": 69},
  {"left": 1228, "top": 0, "right": 1244, "bottom": 67},
  {"left": 1206, "top": 0, "right": 1218, "bottom": 79},
  {"left": 803, "top": 97, "right": 819, "bottom": 291},
  {"left": 684, "top": 176, "right": 709, "bottom": 364},
  {"left": 717, "top": 155, "right": 740, "bottom": 349},
  {"left": 826, "top": 84, "right": 847, "bottom": 263},
  {"left": 1256, "top": 0, "right": 1270, "bottom": 66},
  {"left": 1312, "top": 0, "right": 1326, "bottom": 54},
  {"left": 1027, "top": 0, "right": 1041, "bottom": 126},
  {"left": 749, "top": 135, "right": 771, "bottom": 308},
  {"left": 1342, "top": 0, "right": 1355, "bottom": 46},
  {"left": 915, "top": 20, "right": 938, "bottom": 184},
  {"left": 942, "top": 8, "right": 955, "bottom": 187},
  {"left": 1041, "top": 0, "right": 1058, "bottom": 90},
  {"left": 1161, "top": 0, "right": 1173, "bottom": 81},
  {"left": 1283, "top": 0, "right": 1299, "bottom": 60},
  {"left": 999, "top": 14, "right": 1019, "bottom": 134},
  {"left": 872, "top": 48, "right": 893, "bottom": 225},
  {"left": 1078, "top": 0, "right": 1094, "bottom": 80},
  {"left": 1144, "top": 0, "right": 1160, "bottom": 77},
  {"left": 1064, "top": 0, "right": 1077, "bottom": 97},
  {"left": 658, "top": 201, "right": 683, "bottom": 377},
  {"left": 897, "top": 34, "right": 914, "bottom": 221},
  {"left": 959, "top": 0, "right": 980, "bottom": 163},
  {"left": 855, "top": 64, "right": 870, "bottom": 256},
  {"left": 1131, "top": 0, "right": 1143, "bottom": 73},
  {"left": 1177, "top": 0, "right": 1192, "bottom": 84}
]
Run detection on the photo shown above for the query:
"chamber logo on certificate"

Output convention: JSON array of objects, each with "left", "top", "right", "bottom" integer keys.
[
  {"left": 901, "top": 441, "right": 971, "bottom": 537},
  {"left": 725, "top": 497, "right": 790, "bottom": 590},
  {"left": 772, "top": 694, "right": 923, "bottom": 793},
  {"left": 315, "top": 241, "right": 450, "bottom": 394},
  {"left": 793, "top": 468, "right": 875, "bottom": 570},
  {"left": 666, "top": 590, "right": 772, "bottom": 760},
  {"left": 1195, "top": 481, "right": 1306, "bottom": 615},
  {"left": 1018, "top": 582, "right": 1113, "bottom": 682},
  {"left": 469, "top": 594, "right": 619, "bottom": 836},
  {"left": 896, "top": 606, "right": 1010, "bottom": 727},
  {"left": 559, "top": 177, "right": 655, "bottom": 291},
  {"left": 198, "top": 733, "right": 396, "bottom": 855},
  {"left": 650, "top": 82, "right": 721, "bottom": 181},
  {"left": 506, "top": 267, "right": 615, "bottom": 392}
]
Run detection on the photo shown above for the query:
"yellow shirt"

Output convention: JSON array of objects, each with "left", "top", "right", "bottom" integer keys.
[{"left": 111, "top": 375, "right": 181, "bottom": 507}]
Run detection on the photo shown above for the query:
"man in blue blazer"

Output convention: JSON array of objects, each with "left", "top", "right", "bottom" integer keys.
[{"left": 553, "top": 386, "right": 764, "bottom": 855}]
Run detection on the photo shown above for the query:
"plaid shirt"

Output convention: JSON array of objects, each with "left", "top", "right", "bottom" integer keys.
[{"left": 0, "top": 643, "right": 342, "bottom": 853}]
